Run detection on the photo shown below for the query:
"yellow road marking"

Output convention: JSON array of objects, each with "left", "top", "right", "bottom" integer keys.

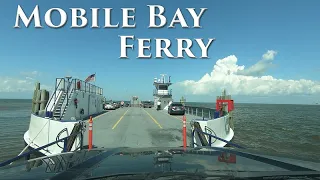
[
  {"left": 112, "top": 109, "right": 130, "bottom": 129},
  {"left": 143, "top": 109, "right": 163, "bottom": 129}
]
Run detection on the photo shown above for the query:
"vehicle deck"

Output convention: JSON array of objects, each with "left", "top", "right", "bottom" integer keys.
[{"left": 82, "top": 107, "right": 199, "bottom": 149}]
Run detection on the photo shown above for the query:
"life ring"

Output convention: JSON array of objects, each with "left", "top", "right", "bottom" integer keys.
[
  {"left": 56, "top": 128, "right": 68, "bottom": 149},
  {"left": 205, "top": 126, "right": 217, "bottom": 144}
]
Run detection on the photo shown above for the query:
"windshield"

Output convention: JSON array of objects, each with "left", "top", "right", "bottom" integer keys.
[{"left": 0, "top": 0, "right": 319, "bottom": 180}]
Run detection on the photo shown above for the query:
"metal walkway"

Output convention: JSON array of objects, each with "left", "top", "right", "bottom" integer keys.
[{"left": 82, "top": 107, "right": 198, "bottom": 149}]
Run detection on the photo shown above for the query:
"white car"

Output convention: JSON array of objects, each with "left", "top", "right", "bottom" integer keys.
[{"left": 104, "top": 103, "right": 115, "bottom": 110}]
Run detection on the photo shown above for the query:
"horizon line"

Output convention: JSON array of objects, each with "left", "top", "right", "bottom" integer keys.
[{"left": 0, "top": 98, "right": 318, "bottom": 106}]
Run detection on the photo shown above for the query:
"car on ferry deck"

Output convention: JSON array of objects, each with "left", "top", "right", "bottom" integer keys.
[
  {"left": 113, "top": 102, "right": 120, "bottom": 109},
  {"left": 168, "top": 102, "right": 185, "bottom": 115},
  {"left": 142, "top": 101, "right": 153, "bottom": 108},
  {"left": 104, "top": 102, "right": 115, "bottom": 110}
]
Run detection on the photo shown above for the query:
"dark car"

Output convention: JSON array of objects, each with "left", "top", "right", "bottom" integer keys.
[
  {"left": 114, "top": 102, "right": 120, "bottom": 109},
  {"left": 142, "top": 101, "right": 153, "bottom": 108},
  {"left": 168, "top": 102, "right": 185, "bottom": 115}
]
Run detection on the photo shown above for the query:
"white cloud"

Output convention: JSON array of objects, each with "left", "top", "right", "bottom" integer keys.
[
  {"left": 20, "top": 71, "right": 41, "bottom": 77},
  {"left": 175, "top": 50, "right": 320, "bottom": 96},
  {"left": 25, "top": 77, "right": 34, "bottom": 80},
  {"left": 0, "top": 76, "right": 33, "bottom": 92},
  {"left": 0, "top": 72, "right": 52, "bottom": 93},
  {"left": 238, "top": 50, "right": 277, "bottom": 76},
  {"left": 262, "top": 50, "right": 277, "bottom": 60}
]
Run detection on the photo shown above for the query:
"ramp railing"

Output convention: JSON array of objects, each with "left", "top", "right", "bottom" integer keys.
[
  {"left": 190, "top": 122, "right": 244, "bottom": 149},
  {"left": 184, "top": 106, "right": 218, "bottom": 119},
  {"left": 184, "top": 101, "right": 234, "bottom": 129},
  {"left": 45, "top": 78, "right": 64, "bottom": 113},
  {"left": 0, "top": 123, "right": 84, "bottom": 167},
  {"left": 73, "top": 78, "right": 103, "bottom": 95}
]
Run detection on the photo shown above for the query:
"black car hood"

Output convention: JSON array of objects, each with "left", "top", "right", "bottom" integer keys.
[{"left": 0, "top": 147, "right": 319, "bottom": 180}]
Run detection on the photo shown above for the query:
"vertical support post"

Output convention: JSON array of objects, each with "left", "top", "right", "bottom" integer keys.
[
  {"left": 88, "top": 116, "right": 93, "bottom": 150},
  {"left": 196, "top": 108, "right": 198, "bottom": 116},
  {"left": 66, "top": 79, "right": 69, "bottom": 105},
  {"left": 191, "top": 129, "right": 194, "bottom": 148},
  {"left": 182, "top": 115, "right": 187, "bottom": 151},
  {"left": 201, "top": 109, "right": 204, "bottom": 118},
  {"left": 63, "top": 137, "right": 68, "bottom": 152},
  {"left": 80, "top": 132, "right": 83, "bottom": 150}
]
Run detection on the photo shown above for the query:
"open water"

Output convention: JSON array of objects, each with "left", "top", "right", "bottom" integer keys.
[{"left": 0, "top": 99, "right": 319, "bottom": 162}]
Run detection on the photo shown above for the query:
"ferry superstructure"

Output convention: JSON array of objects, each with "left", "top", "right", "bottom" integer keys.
[{"left": 23, "top": 77, "right": 104, "bottom": 156}]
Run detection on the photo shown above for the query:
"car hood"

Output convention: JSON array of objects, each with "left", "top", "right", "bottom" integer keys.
[{"left": 0, "top": 147, "right": 319, "bottom": 180}]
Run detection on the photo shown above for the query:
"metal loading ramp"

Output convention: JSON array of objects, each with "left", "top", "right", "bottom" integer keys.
[{"left": 81, "top": 107, "right": 199, "bottom": 149}]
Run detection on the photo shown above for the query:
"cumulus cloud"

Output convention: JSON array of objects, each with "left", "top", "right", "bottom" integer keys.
[
  {"left": 0, "top": 71, "right": 52, "bottom": 93},
  {"left": 0, "top": 76, "right": 34, "bottom": 92},
  {"left": 238, "top": 50, "right": 277, "bottom": 76},
  {"left": 175, "top": 50, "right": 320, "bottom": 96}
]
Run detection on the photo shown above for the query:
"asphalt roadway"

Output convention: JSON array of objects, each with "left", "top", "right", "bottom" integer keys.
[{"left": 82, "top": 107, "right": 199, "bottom": 149}]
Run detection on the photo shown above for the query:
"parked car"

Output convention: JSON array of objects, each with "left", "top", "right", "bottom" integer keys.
[
  {"left": 168, "top": 102, "right": 185, "bottom": 115},
  {"left": 104, "top": 103, "right": 115, "bottom": 110},
  {"left": 113, "top": 102, "right": 120, "bottom": 109},
  {"left": 142, "top": 101, "right": 153, "bottom": 108}
]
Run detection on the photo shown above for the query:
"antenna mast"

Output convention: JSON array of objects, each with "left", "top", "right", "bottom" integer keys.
[{"left": 160, "top": 74, "right": 167, "bottom": 83}]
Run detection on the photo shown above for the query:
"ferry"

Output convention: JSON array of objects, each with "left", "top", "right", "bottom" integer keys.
[{"left": 20, "top": 74, "right": 235, "bottom": 157}]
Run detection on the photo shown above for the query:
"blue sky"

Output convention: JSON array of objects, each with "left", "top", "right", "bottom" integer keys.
[{"left": 0, "top": 0, "right": 319, "bottom": 104}]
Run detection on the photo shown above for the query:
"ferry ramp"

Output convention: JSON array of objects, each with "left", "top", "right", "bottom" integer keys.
[{"left": 82, "top": 107, "right": 198, "bottom": 149}]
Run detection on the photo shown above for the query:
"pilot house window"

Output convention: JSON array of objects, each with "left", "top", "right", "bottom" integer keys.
[{"left": 159, "top": 85, "right": 168, "bottom": 90}]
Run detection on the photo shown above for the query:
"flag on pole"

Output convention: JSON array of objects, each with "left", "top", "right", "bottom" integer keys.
[{"left": 85, "top": 73, "right": 95, "bottom": 82}]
